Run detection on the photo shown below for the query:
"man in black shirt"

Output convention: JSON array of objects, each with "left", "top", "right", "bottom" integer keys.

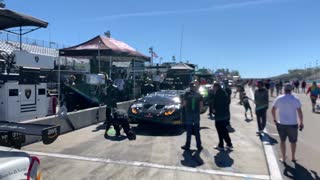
[
  {"left": 212, "top": 83, "right": 233, "bottom": 150},
  {"left": 102, "top": 78, "right": 121, "bottom": 136},
  {"left": 181, "top": 82, "right": 204, "bottom": 151}
]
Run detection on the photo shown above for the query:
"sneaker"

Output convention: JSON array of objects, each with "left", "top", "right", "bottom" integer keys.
[
  {"left": 226, "top": 145, "right": 233, "bottom": 150},
  {"left": 181, "top": 145, "right": 190, "bottom": 150},
  {"left": 214, "top": 146, "right": 224, "bottom": 151},
  {"left": 226, "top": 126, "right": 235, "bottom": 133},
  {"left": 279, "top": 158, "right": 286, "bottom": 164}
]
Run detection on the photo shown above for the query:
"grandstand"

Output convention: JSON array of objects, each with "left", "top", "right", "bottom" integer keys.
[{"left": 0, "top": 31, "right": 90, "bottom": 72}]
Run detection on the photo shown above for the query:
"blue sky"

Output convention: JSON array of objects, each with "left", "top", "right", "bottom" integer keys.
[{"left": 3, "top": 0, "right": 320, "bottom": 78}]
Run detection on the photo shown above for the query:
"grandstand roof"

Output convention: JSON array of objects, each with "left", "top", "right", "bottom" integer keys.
[
  {"left": 0, "top": 8, "right": 48, "bottom": 30},
  {"left": 59, "top": 35, "right": 150, "bottom": 62}
]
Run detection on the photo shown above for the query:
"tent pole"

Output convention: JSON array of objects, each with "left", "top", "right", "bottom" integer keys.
[
  {"left": 133, "top": 60, "right": 135, "bottom": 98},
  {"left": 58, "top": 57, "right": 61, "bottom": 108},
  {"left": 19, "top": 26, "right": 22, "bottom": 50},
  {"left": 109, "top": 56, "right": 112, "bottom": 79}
]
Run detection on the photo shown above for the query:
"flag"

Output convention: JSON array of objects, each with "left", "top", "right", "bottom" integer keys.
[{"left": 152, "top": 52, "right": 158, "bottom": 58}]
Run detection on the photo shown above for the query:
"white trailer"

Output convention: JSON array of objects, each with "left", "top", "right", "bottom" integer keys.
[{"left": 0, "top": 81, "right": 48, "bottom": 122}]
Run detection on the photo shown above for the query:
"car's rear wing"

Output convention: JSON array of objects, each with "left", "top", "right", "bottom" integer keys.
[{"left": 0, "top": 121, "right": 60, "bottom": 149}]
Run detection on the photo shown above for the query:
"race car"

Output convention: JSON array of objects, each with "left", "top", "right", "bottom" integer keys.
[
  {"left": 0, "top": 121, "right": 60, "bottom": 180},
  {"left": 128, "top": 90, "right": 184, "bottom": 125},
  {"left": 128, "top": 89, "right": 208, "bottom": 125},
  {"left": 0, "top": 146, "right": 41, "bottom": 180}
]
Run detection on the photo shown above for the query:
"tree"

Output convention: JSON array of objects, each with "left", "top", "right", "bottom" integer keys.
[{"left": 0, "top": 0, "right": 5, "bottom": 8}]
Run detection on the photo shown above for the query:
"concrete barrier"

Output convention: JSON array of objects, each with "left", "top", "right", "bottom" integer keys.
[{"left": 22, "top": 100, "right": 135, "bottom": 145}]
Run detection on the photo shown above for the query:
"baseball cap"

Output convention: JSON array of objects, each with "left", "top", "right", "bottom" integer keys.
[{"left": 284, "top": 83, "right": 293, "bottom": 91}]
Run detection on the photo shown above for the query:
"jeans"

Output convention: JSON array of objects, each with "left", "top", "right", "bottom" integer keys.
[
  {"left": 185, "top": 123, "right": 202, "bottom": 148},
  {"left": 215, "top": 121, "right": 232, "bottom": 147},
  {"left": 184, "top": 112, "right": 201, "bottom": 148},
  {"left": 256, "top": 109, "right": 267, "bottom": 131}
]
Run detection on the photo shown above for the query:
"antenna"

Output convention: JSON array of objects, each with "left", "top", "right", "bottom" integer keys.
[{"left": 179, "top": 25, "right": 184, "bottom": 62}]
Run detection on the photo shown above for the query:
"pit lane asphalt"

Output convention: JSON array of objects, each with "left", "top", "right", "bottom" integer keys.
[
  {"left": 23, "top": 96, "right": 270, "bottom": 180},
  {"left": 257, "top": 88, "right": 320, "bottom": 180}
]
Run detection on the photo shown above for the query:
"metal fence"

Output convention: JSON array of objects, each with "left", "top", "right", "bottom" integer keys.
[{"left": 0, "top": 30, "right": 68, "bottom": 49}]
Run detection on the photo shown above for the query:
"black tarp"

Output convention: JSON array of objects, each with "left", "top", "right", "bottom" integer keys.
[{"left": 0, "top": 8, "right": 48, "bottom": 30}]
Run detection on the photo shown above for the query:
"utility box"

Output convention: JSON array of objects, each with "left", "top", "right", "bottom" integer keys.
[{"left": 0, "top": 81, "right": 48, "bottom": 122}]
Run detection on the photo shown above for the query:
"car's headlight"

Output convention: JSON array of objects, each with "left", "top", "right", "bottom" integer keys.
[
  {"left": 164, "top": 109, "right": 175, "bottom": 116},
  {"left": 131, "top": 108, "right": 139, "bottom": 114}
]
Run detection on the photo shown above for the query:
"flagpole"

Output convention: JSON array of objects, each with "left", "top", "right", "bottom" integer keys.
[{"left": 179, "top": 25, "right": 184, "bottom": 62}]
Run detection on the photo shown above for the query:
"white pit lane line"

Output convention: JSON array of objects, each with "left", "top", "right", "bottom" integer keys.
[
  {"left": 249, "top": 88, "right": 283, "bottom": 180},
  {"left": 23, "top": 150, "right": 270, "bottom": 180}
]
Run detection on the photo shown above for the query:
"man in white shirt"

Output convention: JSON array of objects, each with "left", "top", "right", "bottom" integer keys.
[{"left": 272, "top": 83, "right": 304, "bottom": 163}]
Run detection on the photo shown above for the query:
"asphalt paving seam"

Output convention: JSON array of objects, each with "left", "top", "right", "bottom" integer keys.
[
  {"left": 249, "top": 87, "right": 283, "bottom": 180},
  {"left": 24, "top": 150, "right": 270, "bottom": 180}
]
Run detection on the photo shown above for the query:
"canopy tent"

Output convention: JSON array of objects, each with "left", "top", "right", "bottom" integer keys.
[
  {"left": 170, "top": 63, "right": 194, "bottom": 70},
  {"left": 0, "top": 8, "right": 48, "bottom": 50},
  {"left": 59, "top": 35, "right": 150, "bottom": 62},
  {"left": 195, "top": 68, "right": 213, "bottom": 76}
]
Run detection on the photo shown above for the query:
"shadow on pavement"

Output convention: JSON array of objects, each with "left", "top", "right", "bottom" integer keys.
[
  {"left": 92, "top": 123, "right": 106, "bottom": 132},
  {"left": 181, "top": 150, "right": 204, "bottom": 168},
  {"left": 131, "top": 123, "right": 185, "bottom": 136},
  {"left": 245, "top": 118, "right": 254, "bottom": 123},
  {"left": 284, "top": 162, "right": 320, "bottom": 180},
  {"left": 104, "top": 134, "right": 127, "bottom": 141},
  {"left": 260, "top": 133, "right": 278, "bottom": 145},
  {"left": 214, "top": 149, "right": 234, "bottom": 168}
]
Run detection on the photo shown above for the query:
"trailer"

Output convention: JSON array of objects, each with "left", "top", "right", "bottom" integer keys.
[{"left": 0, "top": 67, "right": 49, "bottom": 122}]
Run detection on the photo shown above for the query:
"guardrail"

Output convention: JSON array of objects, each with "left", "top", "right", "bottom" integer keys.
[{"left": 22, "top": 100, "right": 134, "bottom": 145}]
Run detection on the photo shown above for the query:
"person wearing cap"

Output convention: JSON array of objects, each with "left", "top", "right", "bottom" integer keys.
[
  {"left": 254, "top": 80, "right": 269, "bottom": 135},
  {"left": 102, "top": 78, "right": 121, "bottom": 136},
  {"left": 142, "top": 78, "right": 155, "bottom": 96},
  {"left": 272, "top": 83, "right": 303, "bottom": 163},
  {"left": 181, "top": 82, "right": 204, "bottom": 151},
  {"left": 212, "top": 83, "right": 233, "bottom": 150},
  {"left": 306, "top": 81, "right": 320, "bottom": 112}
]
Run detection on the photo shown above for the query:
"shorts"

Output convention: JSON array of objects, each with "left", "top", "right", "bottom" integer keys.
[
  {"left": 276, "top": 123, "right": 298, "bottom": 143},
  {"left": 311, "top": 96, "right": 317, "bottom": 104},
  {"left": 244, "top": 104, "right": 251, "bottom": 111}
]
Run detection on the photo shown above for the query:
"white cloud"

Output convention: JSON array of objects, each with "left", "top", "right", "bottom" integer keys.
[{"left": 94, "top": 0, "right": 281, "bottom": 21}]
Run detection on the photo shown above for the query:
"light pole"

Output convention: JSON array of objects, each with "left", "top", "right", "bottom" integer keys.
[
  {"left": 98, "top": 40, "right": 101, "bottom": 73},
  {"left": 149, "top": 47, "right": 153, "bottom": 66}
]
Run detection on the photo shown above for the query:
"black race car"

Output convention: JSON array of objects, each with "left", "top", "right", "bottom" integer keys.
[
  {"left": 128, "top": 90, "right": 208, "bottom": 125},
  {"left": 128, "top": 90, "right": 184, "bottom": 125}
]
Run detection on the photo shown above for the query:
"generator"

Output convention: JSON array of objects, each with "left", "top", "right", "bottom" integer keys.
[{"left": 0, "top": 67, "right": 48, "bottom": 122}]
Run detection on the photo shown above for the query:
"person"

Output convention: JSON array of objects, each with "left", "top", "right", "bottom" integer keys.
[
  {"left": 301, "top": 80, "right": 306, "bottom": 93},
  {"left": 212, "top": 83, "right": 233, "bottom": 150},
  {"left": 269, "top": 80, "right": 275, "bottom": 97},
  {"left": 271, "top": 83, "right": 303, "bottom": 163},
  {"left": 279, "top": 80, "right": 283, "bottom": 94},
  {"left": 241, "top": 92, "right": 253, "bottom": 120},
  {"left": 181, "top": 82, "right": 204, "bottom": 151},
  {"left": 254, "top": 80, "right": 269, "bottom": 135},
  {"left": 107, "top": 108, "right": 136, "bottom": 140},
  {"left": 103, "top": 78, "right": 121, "bottom": 136},
  {"left": 265, "top": 80, "right": 270, "bottom": 90},
  {"left": 306, "top": 81, "right": 320, "bottom": 112},
  {"left": 142, "top": 78, "right": 155, "bottom": 96},
  {"left": 208, "top": 85, "right": 215, "bottom": 117},
  {"left": 68, "top": 75, "right": 76, "bottom": 87},
  {"left": 233, "top": 84, "right": 240, "bottom": 98},
  {"left": 223, "top": 80, "right": 235, "bottom": 132},
  {"left": 114, "top": 74, "right": 125, "bottom": 101},
  {"left": 275, "top": 81, "right": 281, "bottom": 96},
  {"left": 294, "top": 80, "right": 300, "bottom": 93}
]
